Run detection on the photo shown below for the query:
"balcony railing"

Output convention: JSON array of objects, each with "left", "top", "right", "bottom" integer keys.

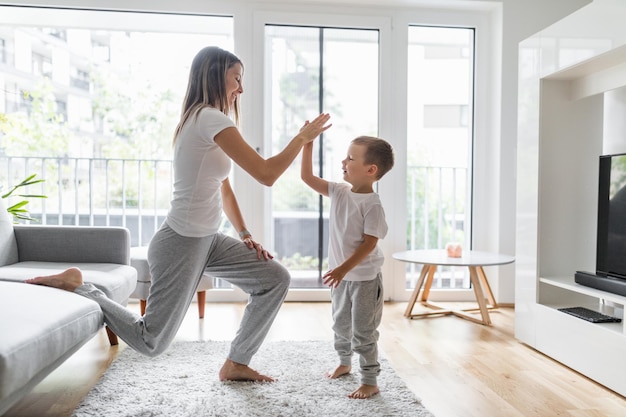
[
  {"left": 1, "top": 155, "right": 173, "bottom": 247},
  {"left": 1, "top": 155, "right": 470, "bottom": 289},
  {"left": 404, "top": 164, "right": 471, "bottom": 289}
]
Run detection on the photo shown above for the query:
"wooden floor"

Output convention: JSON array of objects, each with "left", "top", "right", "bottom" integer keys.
[{"left": 5, "top": 301, "right": 626, "bottom": 417}]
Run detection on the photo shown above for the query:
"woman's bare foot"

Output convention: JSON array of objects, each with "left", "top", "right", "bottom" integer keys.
[
  {"left": 219, "top": 359, "right": 275, "bottom": 382},
  {"left": 348, "top": 384, "right": 380, "bottom": 399},
  {"left": 325, "top": 364, "right": 351, "bottom": 379},
  {"left": 24, "top": 267, "right": 84, "bottom": 292}
]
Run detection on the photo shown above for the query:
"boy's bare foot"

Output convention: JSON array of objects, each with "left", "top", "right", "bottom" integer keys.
[
  {"left": 24, "top": 267, "right": 84, "bottom": 292},
  {"left": 219, "top": 359, "right": 275, "bottom": 382},
  {"left": 325, "top": 364, "right": 351, "bottom": 379},
  {"left": 348, "top": 384, "right": 380, "bottom": 399}
]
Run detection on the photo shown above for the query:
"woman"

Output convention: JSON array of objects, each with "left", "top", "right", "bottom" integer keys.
[{"left": 26, "top": 46, "right": 332, "bottom": 382}]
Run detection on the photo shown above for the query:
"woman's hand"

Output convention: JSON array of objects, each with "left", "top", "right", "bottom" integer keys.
[
  {"left": 298, "top": 113, "right": 332, "bottom": 144},
  {"left": 243, "top": 236, "right": 274, "bottom": 261}
]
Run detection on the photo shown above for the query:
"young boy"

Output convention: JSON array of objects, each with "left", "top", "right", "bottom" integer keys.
[{"left": 301, "top": 135, "right": 394, "bottom": 399}]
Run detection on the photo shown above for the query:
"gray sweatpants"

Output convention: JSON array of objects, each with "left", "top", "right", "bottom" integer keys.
[
  {"left": 75, "top": 221, "right": 290, "bottom": 365},
  {"left": 331, "top": 273, "right": 384, "bottom": 386}
]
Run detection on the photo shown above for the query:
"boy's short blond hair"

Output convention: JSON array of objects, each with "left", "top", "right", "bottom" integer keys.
[{"left": 351, "top": 136, "right": 395, "bottom": 180}]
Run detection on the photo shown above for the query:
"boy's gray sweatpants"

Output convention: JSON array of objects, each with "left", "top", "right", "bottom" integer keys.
[
  {"left": 75, "top": 221, "right": 290, "bottom": 365},
  {"left": 331, "top": 273, "right": 384, "bottom": 386}
]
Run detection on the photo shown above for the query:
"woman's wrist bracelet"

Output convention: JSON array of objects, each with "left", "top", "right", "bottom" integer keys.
[{"left": 239, "top": 229, "right": 251, "bottom": 239}]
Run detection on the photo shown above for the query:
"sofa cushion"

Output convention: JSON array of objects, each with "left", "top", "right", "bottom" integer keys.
[
  {"left": 129, "top": 246, "right": 213, "bottom": 301},
  {"left": 0, "top": 281, "right": 103, "bottom": 414},
  {"left": 13, "top": 225, "right": 130, "bottom": 265},
  {"left": 0, "top": 199, "right": 18, "bottom": 267},
  {"left": 0, "top": 262, "right": 137, "bottom": 304}
]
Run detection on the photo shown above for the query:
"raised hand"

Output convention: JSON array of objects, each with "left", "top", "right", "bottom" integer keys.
[{"left": 298, "top": 113, "right": 332, "bottom": 144}]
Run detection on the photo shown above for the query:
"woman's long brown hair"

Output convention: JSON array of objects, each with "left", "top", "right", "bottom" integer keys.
[{"left": 173, "top": 46, "right": 242, "bottom": 144}]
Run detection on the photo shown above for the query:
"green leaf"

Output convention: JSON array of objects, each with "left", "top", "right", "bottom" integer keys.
[
  {"left": 17, "top": 173, "right": 38, "bottom": 185},
  {"left": 3, "top": 173, "right": 47, "bottom": 223},
  {"left": 13, "top": 213, "right": 37, "bottom": 222},
  {"left": 7, "top": 201, "right": 28, "bottom": 211},
  {"left": 16, "top": 194, "right": 47, "bottom": 199}
]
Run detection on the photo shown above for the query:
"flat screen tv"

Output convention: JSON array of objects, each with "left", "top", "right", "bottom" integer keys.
[{"left": 575, "top": 152, "right": 626, "bottom": 296}]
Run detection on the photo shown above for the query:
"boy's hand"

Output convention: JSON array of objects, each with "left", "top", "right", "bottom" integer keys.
[
  {"left": 298, "top": 113, "right": 331, "bottom": 144},
  {"left": 322, "top": 267, "right": 347, "bottom": 288}
]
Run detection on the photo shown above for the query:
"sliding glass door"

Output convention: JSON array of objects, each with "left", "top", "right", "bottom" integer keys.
[
  {"left": 404, "top": 25, "right": 475, "bottom": 291},
  {"left": 264, "top": 25, "right": 380, "bottom": 290}
]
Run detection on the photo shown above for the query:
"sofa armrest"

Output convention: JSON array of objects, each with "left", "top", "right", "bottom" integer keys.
[{"left": 13, "top": 225, "right": 130, "bottom": 265}]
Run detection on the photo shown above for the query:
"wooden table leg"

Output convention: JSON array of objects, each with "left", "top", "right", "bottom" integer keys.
[
  {"left": 404, "top": 263, "right": 430, "bottom": 317},
  {"left": 477, "top": 266, "right": 497, "bottom": 308},
  {"left": 421, "top": 265, "right": 437, "bottom": 302},
  {"left": 404, "top": 263, "right": 498, "bottom": 325},
  {"left": 406, "top": 265, "right": 455, "bottom": 319},
  {"left": 450, "top": 266, "right": 491, "bottom": 325}
]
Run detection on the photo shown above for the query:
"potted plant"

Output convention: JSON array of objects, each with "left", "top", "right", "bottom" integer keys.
[{"left": 1, "top": 174, "right": 46, "bottom": 222}]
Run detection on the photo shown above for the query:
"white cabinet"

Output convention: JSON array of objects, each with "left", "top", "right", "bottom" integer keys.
[{"left": 516, "top": 0, "right": 626, "bottom": 396}]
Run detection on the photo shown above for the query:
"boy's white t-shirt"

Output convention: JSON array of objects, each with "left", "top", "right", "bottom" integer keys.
[
  {"left": 328, "top": 182, "right": 388, "bottom": 281},
  {"left": 166, "top": 107, "right": 235, "bottom": 237}
]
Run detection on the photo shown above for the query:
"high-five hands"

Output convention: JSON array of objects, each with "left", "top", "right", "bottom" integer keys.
[{"left": 299, "top": 113, "right": 332, "bottom": 143}]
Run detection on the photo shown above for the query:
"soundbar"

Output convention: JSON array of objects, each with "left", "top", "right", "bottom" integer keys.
[{"left": 575, "top": 271, "right": 626, "bottom": 297}]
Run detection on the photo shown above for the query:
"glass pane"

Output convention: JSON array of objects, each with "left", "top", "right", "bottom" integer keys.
[
  {"left": 0, "top": 12, "right": 234, "bottom": 291},
  {"left": 265, "top": 25, "right": 379, "bottom": 289},
  {"left": 0, "top": 13, "right": 232, "bottom": 190},
  {"left": 406, "top": 25, "right": 474, "bottom": 290}
]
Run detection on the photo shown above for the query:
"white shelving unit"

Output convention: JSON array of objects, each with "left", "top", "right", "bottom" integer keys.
[
  {"left": 515, "top": 0, "right": 626, "bottom": 396},
  {"left": 539, "top": 277, "right": 625, "bottom": 332}
]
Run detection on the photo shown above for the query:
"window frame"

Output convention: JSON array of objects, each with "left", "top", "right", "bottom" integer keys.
[
  {"left": 248, "top": 11, "right": 391, "bottom": 301},
  {"left": 246, "top": 9, "right": 495, "bottom": 302},
  {"left": 387, "top": 10, "right": 497, "bottom": 302}
]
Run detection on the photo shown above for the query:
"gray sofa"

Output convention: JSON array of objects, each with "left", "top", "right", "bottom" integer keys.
[{"left": 0, "top": 206, "right": 137, "bottom": 415}]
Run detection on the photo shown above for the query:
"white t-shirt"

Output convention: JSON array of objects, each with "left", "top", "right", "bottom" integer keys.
[
  {"left": 166, "top": 107, "right": 235, "bottom": 237},
  {"left": 328, "top": 182, "right": 388, "bottom": 281}
]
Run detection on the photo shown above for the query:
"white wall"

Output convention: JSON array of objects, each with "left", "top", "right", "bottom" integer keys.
[
  {"left": 604, "top": 87, "right": 626, "bottom": 155},
  {"left": 489, "top": 0, "right": 590, "bottom": 302},
  {"left": 0, "top": 0, "right": 591, "bottom": 303}
]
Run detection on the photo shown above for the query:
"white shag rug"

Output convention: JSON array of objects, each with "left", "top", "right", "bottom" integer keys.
[{"left": 73, "top": 340, "right": 434, "bottom": 417}]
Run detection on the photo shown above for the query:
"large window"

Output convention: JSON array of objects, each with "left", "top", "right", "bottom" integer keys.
[
  {"left": 405, "top": 25, "right": 475, "bottom": 290},
  {"left": 0, "top": 8, "right": 233, "bottom": 247},
  {"left": 0, "top": 11, "right": 232, "bottom": 160},
  {"left": 265, "top": 25, "right": 379, "bottom": 289},
  {"left": 1, "top": 4, "right": 492, "bottom": 303}
]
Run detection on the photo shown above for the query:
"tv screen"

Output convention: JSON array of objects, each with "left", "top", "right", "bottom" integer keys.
[
  {"left": 597, "top": 153, "right": 626, "bottom": 279},
  {"left": 575, "top": 153, "right": 626, "bottom": 296}
]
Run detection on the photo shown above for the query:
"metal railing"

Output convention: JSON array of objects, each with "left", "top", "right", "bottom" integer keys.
[
  {"left": 1, "top": 155, "right": 470, "bottom": 289},
  {"left": 405, "top": 164, "right": 471, "bottom": 289},
  {"left": 1, "top": 155, "right": 173, "bottom": 247}
]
